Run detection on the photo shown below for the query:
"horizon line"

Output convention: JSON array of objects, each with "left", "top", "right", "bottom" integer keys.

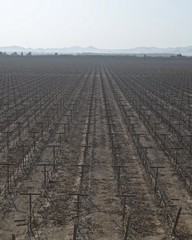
[{"left": 0, "top": 45, "right": 192, "bottom": 50}]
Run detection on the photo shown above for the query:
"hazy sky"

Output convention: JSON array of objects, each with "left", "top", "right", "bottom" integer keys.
[{"left": 0, "top": 0, "right": 192, "bottom": 49}]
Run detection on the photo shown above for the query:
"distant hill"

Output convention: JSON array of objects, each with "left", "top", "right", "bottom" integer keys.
[{"left": 0, "top": 45, "right": 192, "bottom": 56}]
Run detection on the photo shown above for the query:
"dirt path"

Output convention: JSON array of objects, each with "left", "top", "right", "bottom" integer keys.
[{"left": 87, "top": 73, "right": 123, "bottom": 239}]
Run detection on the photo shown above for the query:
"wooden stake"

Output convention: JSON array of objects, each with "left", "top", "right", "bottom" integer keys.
[{"left": 172, "top": 207, "right": 182, "bottom": 235}]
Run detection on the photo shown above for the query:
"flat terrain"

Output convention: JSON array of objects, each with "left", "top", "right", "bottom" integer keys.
[{"left": 0, "top": 55, "right": 192, "bottom": 240}]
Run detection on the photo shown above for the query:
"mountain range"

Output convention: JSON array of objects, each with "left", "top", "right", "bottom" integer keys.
[{"left": 0, "top": 45, "right": 192, "bottom": 56}]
